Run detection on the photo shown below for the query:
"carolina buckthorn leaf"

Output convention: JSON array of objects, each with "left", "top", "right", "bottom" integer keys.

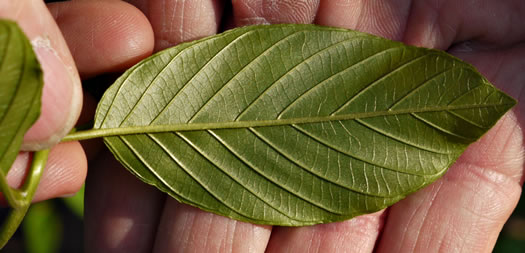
[{"left": 94, "top": 24, "right": 516, "bottom": 225}]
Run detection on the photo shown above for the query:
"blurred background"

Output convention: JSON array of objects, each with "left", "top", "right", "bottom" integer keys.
[
  {"left": 1, "top": 186, "right": 84, "bottom": 252},
  {"left": 494, "top": 191, "right": 525, "bottom": 253}
]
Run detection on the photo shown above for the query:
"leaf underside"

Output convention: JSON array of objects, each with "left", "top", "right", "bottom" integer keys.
[
  {"left": 0, "top": 20, "right": 43, "bottom": 174},
  {"left": 94, "top": 24, "right": 515, "bottom": 226}
]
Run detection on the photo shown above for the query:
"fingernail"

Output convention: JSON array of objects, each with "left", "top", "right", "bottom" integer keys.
[{"left": 22, "top": 37, "right": 76, "bottom": 150}]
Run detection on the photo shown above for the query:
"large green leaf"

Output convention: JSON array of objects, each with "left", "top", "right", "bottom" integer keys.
[
  {"left": 0, "top": 19, "right": 43, "bottom": 174},
  {"left": 94, "top": 24, "right": 515, "bottom": 225}
]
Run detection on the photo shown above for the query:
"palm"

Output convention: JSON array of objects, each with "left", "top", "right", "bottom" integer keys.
[{"left": 81, "top": 1, "right": 525, "bottom": 252}]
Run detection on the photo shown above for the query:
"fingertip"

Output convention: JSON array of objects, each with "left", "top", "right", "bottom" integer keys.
[
  {"left": 146, "top": 0, "right": 223, "bottom": 51},
  {"left": 232, "top": 0, "right": 319, "bottom": 26},
  {"left": 49, "top": 0, "right": 154, "bottom": 77},
  {"left": 40, "top": 141, "right": 87, "bottom": 199}
]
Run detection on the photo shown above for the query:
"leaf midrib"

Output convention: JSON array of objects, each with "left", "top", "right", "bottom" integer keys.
[{"left": 64, "top": 102, "right": 512, "bottom": 142}]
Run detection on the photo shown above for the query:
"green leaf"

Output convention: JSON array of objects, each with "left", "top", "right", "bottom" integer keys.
[
  {"left": 93, "top": 24, "right": 516, "bottom": 225},
  {"left": 0, "top": 19, "right": 43, "bottom": 174}
]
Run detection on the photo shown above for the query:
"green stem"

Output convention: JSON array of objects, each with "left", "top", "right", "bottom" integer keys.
[
  {"left": 62, "top": 104, "right": 512, "bottom": 142},
  {"left": 0, "top": 149, "right": 49, "bottom": 249},
  {"left": 0, "top": 205, "right": 29, "bottom": 248},
  {"left": 20, "top": 150, "right": 48, "bottom": 199},
  {"left": 0, "top": 171, "right": 24, "bottom": 209},
  {"left": 61, "top": 101, "right": 513, "bottom": 142}
]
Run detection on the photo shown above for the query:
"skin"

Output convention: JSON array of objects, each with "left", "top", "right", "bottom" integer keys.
[{"left": 2, "top": 0, "right": 525, "bottom": 252}]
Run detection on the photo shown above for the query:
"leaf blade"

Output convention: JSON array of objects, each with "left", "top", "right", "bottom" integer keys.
[
  {"left": 94, "top": 24, "right": 516, "bottom": 225},
  {"left": 0, "top": 19, "right": 43, "bottom": 174}
]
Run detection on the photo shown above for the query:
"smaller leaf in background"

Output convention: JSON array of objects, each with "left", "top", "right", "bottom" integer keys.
[
  {"left": 61, "top": 184, "right": 84, "bottom": 218},
  {"left": 22, "top": 202, "right": 62, "bottom": 253},
  {"left": 0, "top": 19, "right": 43, "bottom": 174}
]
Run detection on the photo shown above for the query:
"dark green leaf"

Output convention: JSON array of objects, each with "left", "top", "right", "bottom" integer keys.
[
  {"left": 0, "top": 19, "right": 43, "bottom": 174},
  {"left": 94, "top": 24, "right": 516, "bottom": 225}
]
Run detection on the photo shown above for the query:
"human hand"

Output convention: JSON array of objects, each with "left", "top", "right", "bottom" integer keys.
[
  {"left": 71, "top": 1, "right": 524, "bottom": 252},
  {"left": 0, "top": 0, "right": 152, "bottom": 226},
  {"left": 0, "top": 0, "right": 86, "bottom": 203}
]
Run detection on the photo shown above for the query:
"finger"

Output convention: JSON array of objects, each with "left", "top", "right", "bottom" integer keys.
[
  {"left": 232, "top": 0, "right": 319, "bottom": 26},
  {"left": 403, "top": 0, "right": 525, "bottom": 49},
  {"left": 1, "top": 0, "right": 86, "bottom": 205},
  {"left": 0, "top": 0, "right": 82, "bottom": 149},
  {"left": 266, "top": 211, "right": 386, "bottom": 253},
  {"left": 376, "top": 45, "right": 525, "bottom": 253},
  {"left": 85, "top": 153, "right": 165, "bottom": 253},
  {"left": 49, "top": 0, "right": 157, "bottom": 166},
  {"left": 6, "top": 141, "right": 86, "bottom": 202},
  {"left": 376, "top": 141, "right": 521, "bottom": 252},
  {"left": 5, "top": 0, "right": 155, "bottom": 203},
  {"left": 315, "top": 0, "right": 412, "bottom": 41},
  {"left": 129, "top": 0, "right": 223, "bottom": 51},
  {"left": 153, "top": 200, "right": 271, "bottom": 252},
  {"left": 48, "top": 0, "right": 154, "bottom": 78},
  {"left": 48, "top": 0, "right": 154, "bottom": 170}
]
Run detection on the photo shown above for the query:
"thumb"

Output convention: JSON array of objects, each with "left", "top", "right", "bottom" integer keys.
[{"left": 0, "top": 0, "right": 82, "bottom": 150}]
